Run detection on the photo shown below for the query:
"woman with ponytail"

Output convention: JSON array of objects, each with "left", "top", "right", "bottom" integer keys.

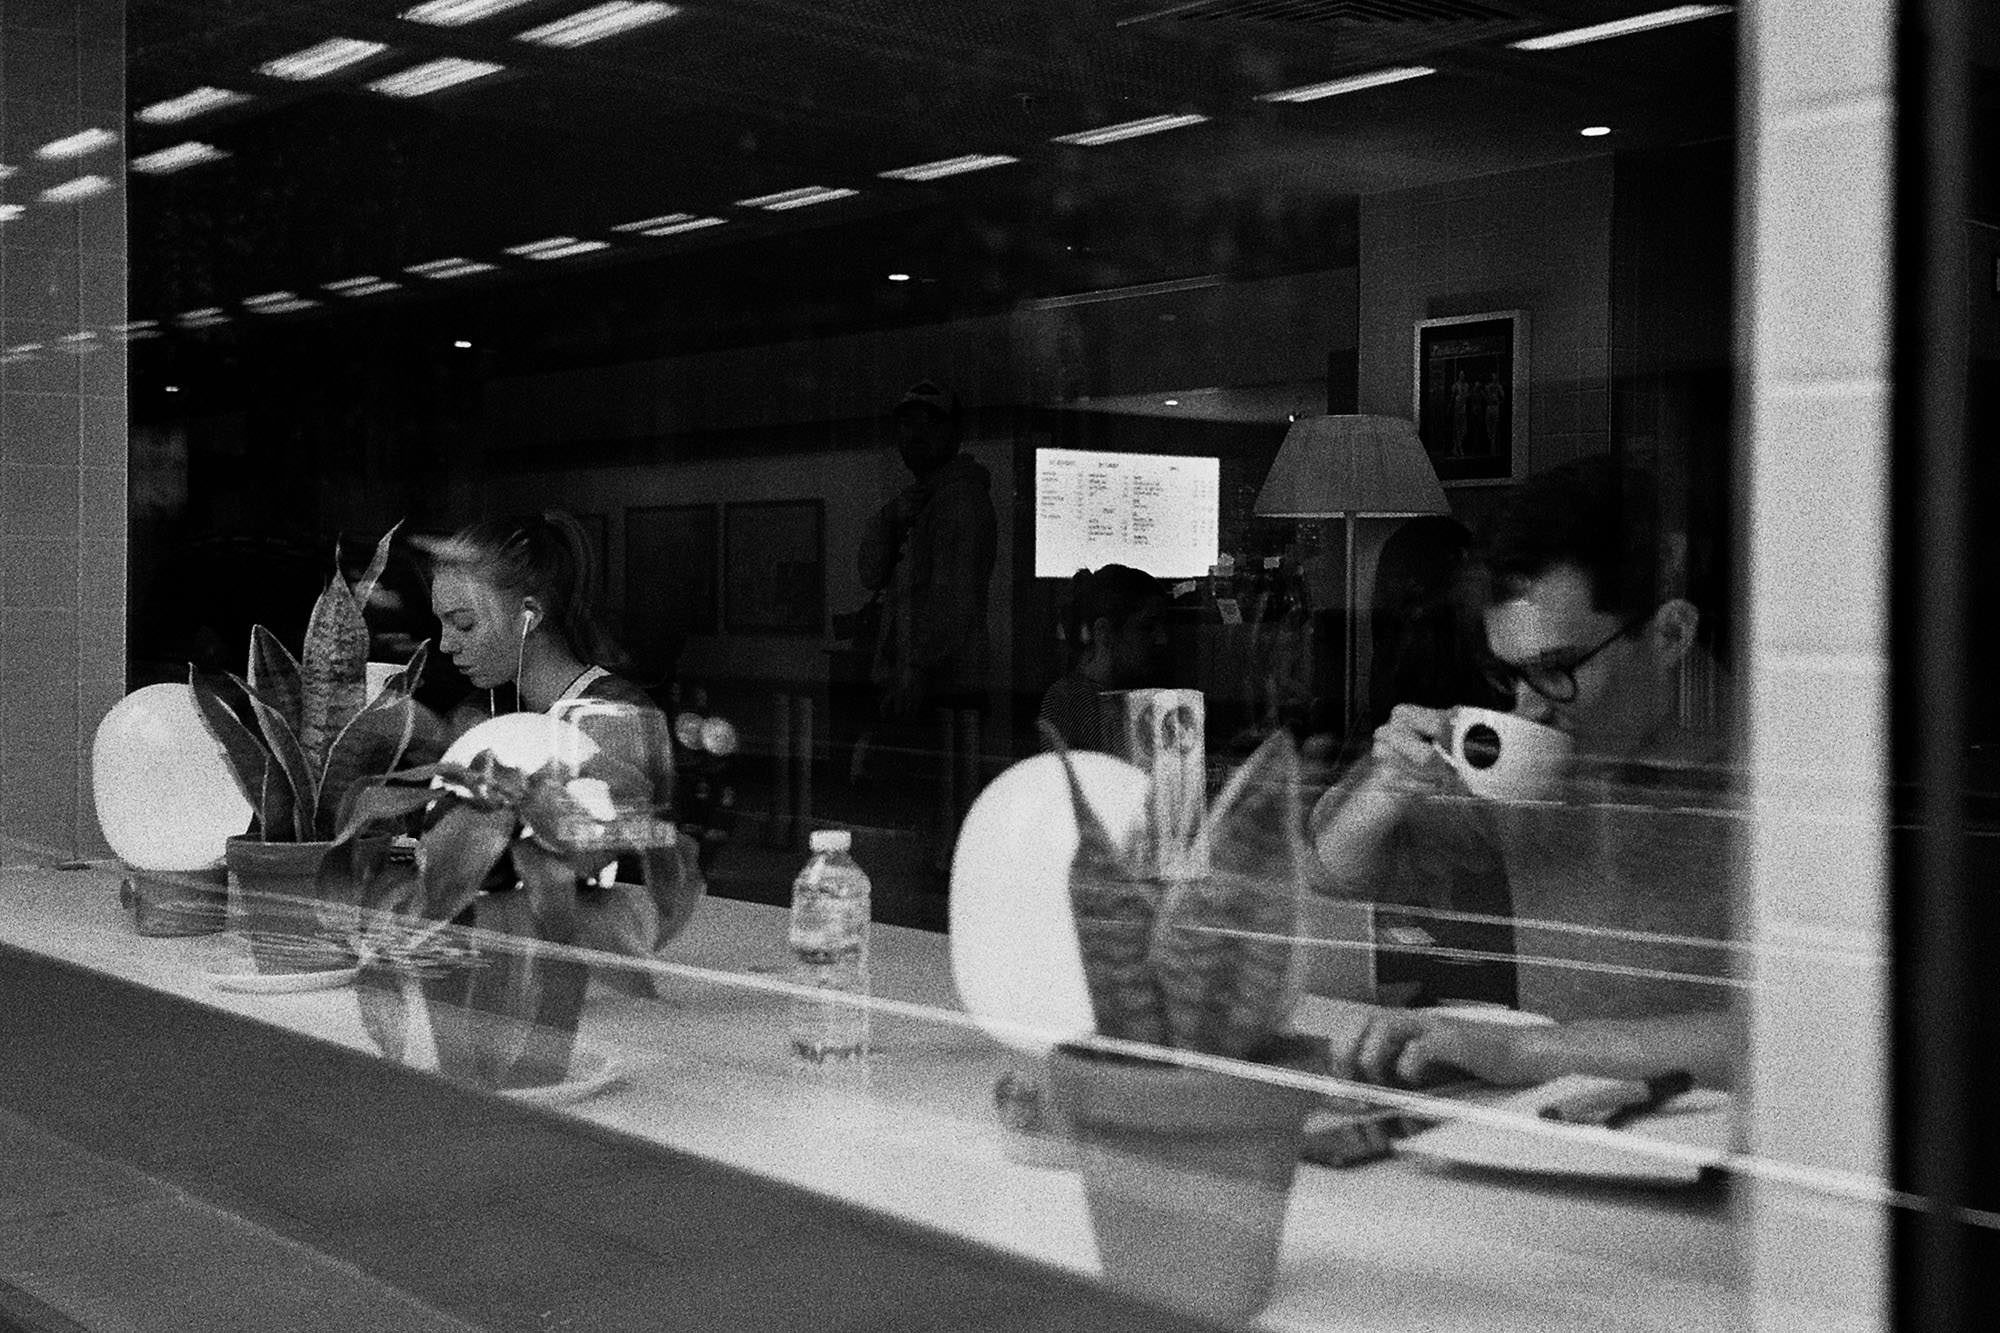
[{"left": 1037, "top": 563, "right": 1169, "bottom": 752}]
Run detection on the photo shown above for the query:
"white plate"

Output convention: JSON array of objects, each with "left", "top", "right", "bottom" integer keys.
[
  {"left": 499, "top": 1046, "right": 626, "bottom": 1106},
  {"left": 209, "top": 963, "right": 362, "bottom": 994}
]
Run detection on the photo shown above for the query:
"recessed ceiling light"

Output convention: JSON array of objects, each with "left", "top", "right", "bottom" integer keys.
[
  {"left": 136, "top": 87, "right": 250, "bottom": 124},
  {"left": 1580, "top": 125, "right": 1612, "bottom": 137},
  {"left": 1510, "top": 4, "right": 1731, "bottom": 51},
  {"left": 1163, "top": 399, "right": 1181, "bottom": 407},
  {"left": 368, "top": 58, "right": 505, "bottom": 97},
  {"left": 1260, "top": 65, "right": 1435, "bottom": 103},
  {"left": 36, "top": 128, "right": 118, "bottom": 160},
  {"left": 40, "top": 176, "right": 114, "bottom": 203},
  {"left": 407, "top": 257, "right": 499, "bottom": 279},
  {"left": 1050, "top": 113, "right": 1208, "bottom": 147},
  {"left": 0, "top": 204, "right": 22, "bottom": 223},
  {"left": 887, "top": 272, "right": 911, "bottom": 282},
  {"left": 244, "top": 290, "right": 320, "bottom": 313},
  {"left": 130, "top": 142, "right": 229, "bottom": 174},
  {"left": 453, "top": 339, "right": 473, "bottom": 349},
  {"left": 878, "top": 153, "right": 1019, "bottom": 182},
  {"left": 324, "top": 276, "right": 402, "bottom": 296},
  {"left": 165, "top": 384, "right": 180, "bottom": 393},
  {"left": 505, "top": 236, "right": 612, "bottom": 260},
  {"left": 0, "top": 164, "right": 14, "bottom": 179},
  {"left": 401, "top": 0, "right": 536, "bottom": 25},
  {"left": 258, "top": 38, "right": 389, "bottom": 81},
  {"left": 177, "top": 307, "right": 231, "bottom": 328},
  {"left": 734, "top": 185, "right": 858, "bottom": 211},
  {"left": 517, "top": 1, "right": 681, "bottom": 48},
  {"left": 610, "top": 212, "right": 728, "bottom": 237}
]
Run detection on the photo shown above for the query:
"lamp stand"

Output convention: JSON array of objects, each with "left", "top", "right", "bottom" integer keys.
[{"left": 1343, "top": 512, "right": 1358, "bottom": 743}]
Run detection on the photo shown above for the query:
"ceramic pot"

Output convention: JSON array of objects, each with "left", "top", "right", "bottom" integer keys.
[
  {"left": 224, "top": 835, "right": 389, "bottom": 971},
  {"left": 1048, "top": 1034, "right": 1330, "bottom": 1326}
]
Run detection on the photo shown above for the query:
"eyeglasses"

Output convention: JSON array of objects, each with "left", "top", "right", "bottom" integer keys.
[{"left": 1484, "top": 616, "right": 1649, "bottom": 704}]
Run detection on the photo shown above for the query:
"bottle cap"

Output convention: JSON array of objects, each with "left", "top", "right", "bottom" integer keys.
[{"left": 808, "top": 829, "right": 852, "bottom": 853}]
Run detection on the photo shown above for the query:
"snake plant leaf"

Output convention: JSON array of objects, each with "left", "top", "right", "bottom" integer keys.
[
  {"left": 230, "top": 672, "right": 317, "bottom": 842},
  {"left": 332, "top": 777, "right": 437, "bottom": 847},
  {"left": 638, "top": 833, "right": 706, "bottom": 947},
  {"left": 188, "top": 668, "right": 291, "bottom": 840},
  {"left": 380, "top": 641, "right": 430, "bottom": 699},
  {"left": 299, "top": 572, "right": 370, "bottom": 774},
  {"left": 246, "top": 626, "right": 305, "bottom": 739},
  {"left": 1151, "top": 730, "right": 1308, "bottom": 1057},
  {"left": 315, "top": 691, "right": 418, "bottom": 841},
  {"left": 1049, "top": 729, "right": 1168, "bottom": 1046},
  {"left": 513, "top": 840, "right": 581, "bottom": 947},
  {"left": 350, "top": 520, "right": 403, "bottom": 624}
]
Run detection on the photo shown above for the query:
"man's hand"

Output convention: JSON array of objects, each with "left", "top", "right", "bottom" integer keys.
[
  {"left": 1366, "top": 703, "right": 1455, "bottom": 792},
  {"left": 1343, "top": 1009, "right": 1533, "bottom": 1088},
  {"left": 1310, "top": 704, "right": 1459, "bottom": 880}
]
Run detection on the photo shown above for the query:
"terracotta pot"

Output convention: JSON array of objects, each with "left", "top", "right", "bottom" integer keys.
[
  {"left": 224, "top": 835, "right": 389, "bottom": 972},
  {"left": 1048, "top": 1034, "right": 1330, "bottom": 1326},
  {"left": 118, "top": 867, "right": 228, "bottom": 937}
]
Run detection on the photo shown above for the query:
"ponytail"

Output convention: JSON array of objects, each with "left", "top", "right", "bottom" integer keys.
[
  {"left": 435, "top": 509, "right": 628, "bottom": 670},
  {"left": 1058, "top": 563, "right": 1164, "bottom": 666}
]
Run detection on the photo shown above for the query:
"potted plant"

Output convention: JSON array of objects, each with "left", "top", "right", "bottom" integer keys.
[
  {"left": 1044, "top": 725, "right": 1328, "bottom": 1327},
  {"left": 188, "top": 523, "right": 433, "bottom": 967},
  {"left": 333, "top": 713, "right": 703, "bottom": 1093}
]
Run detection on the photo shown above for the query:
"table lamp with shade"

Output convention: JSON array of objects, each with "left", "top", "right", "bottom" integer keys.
[{"left": 1252, "top": 414, "right": 1450, "bottom": 739}]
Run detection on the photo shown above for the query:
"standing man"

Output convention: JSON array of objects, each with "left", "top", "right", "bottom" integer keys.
[
  {"left": 857, "top": 381, "right": 999, "bottom": 871},
  {"left": 1311, "top": 454, "right": 1741, "bottom": 1089}
]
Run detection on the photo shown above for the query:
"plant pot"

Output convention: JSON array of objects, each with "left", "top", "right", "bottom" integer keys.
[
  {"left": 224, "top": 835, "right": 389, "bottom": 972},
  {"left": 1048, "top": 1034, "right": 1330, "bottom": 1327},
  {"left": 118, "top": 867, "right": 228, "bottom": 937},
  {"left": 353, "top": 892, "right": 590, "bottom": 1093}
]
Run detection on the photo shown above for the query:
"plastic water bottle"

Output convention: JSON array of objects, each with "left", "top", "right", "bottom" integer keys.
[{"left": 789, "top": 829, "right": 871, "bottom": 1063}]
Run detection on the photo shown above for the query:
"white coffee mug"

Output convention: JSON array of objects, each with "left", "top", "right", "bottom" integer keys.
[{"left": 1435, "top": 706, "right": 1572, "bottom": 801}]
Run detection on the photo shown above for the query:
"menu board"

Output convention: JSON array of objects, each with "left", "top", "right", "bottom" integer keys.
[{"left": 1034, "top": 448, "right": 1220, "bottom": 579}]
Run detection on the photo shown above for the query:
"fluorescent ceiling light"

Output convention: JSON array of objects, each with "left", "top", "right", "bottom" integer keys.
[
  {"left": 131, "top": 142, "right": 229, "bottom": 174},
  {"left": 177, "top": 307, "right": 231, "bottom": 327},
  {"left": 0, "top": 164, "right": 14, "bottom": 179},
  {"left": 610, "top": 212, "right": 728, "bottom": 237},
  {"left": 407, "top": 257, "right": 499, "bottom": 279},
  {"left": 258, "top": 38, "right": 388, "bottom": 81},
  {"left": 401, "top": 0, "right": 535, "bottom": 25},
  {"left": 245, "top": 290, "right": 318, "bottom": 309},
  {"left": 505, "top": 236, "right": 611, "bottom": 259},
  {"left": 368, "top": 58, "right": 505, "bottom": 97},
  {"left": 878, "top": 153, "right": 1019, "bottom": 182},
  {"left": 40, "top": 176, "right": 114, "bottom": 203},
  {"left": 324, "top": 275, "right": 402, "bottom": 296},
  {"left": 136, "top": 87, "right": 250, "bottom": 124},
  {"left": 0, "top": 204, "right": 22, "bottom": 223},
  {"left": 1510, "top": 4, "right": 1731, "bottom": 51},
  {"left": 1580, "top": 125, "right": 1612, "bottom": 137},
  {"left": 1260, "top": 65, "right": 1434, "bottom": 103},
  {"left": 37, "top": 128, "right": 119, "bottom": 160},
  {"left": 1050, "top": 112, "right": 1208, "bottom": 146},
  {"left": 734, "top": 185, "right": 857, "bottom": 211},
  {"left": 887, "top": 272, "right": 910, "bottom": 282},
  {"left": 517, "top": 2, "right": 681, "bottom": 48}
]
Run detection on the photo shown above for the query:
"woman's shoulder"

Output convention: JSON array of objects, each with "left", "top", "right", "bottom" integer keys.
[{"left": 578, "top": 670, "right": 665, "bottom": 714}]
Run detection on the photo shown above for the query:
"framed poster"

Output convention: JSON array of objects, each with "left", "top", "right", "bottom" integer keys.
[
  {"left": 625, "top": 504, "right": 717, "bottom": 675},
  {"left": 1413, "top": 310, "right": 1529, "bottom": 487},
  {"left": 724, "top": 499, "right": 825, "bottom": 636}
]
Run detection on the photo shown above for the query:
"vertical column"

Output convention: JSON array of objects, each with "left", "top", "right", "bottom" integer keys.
[
  {"left": 0, "top": 0, "right": 126, "bottom": 859},
  {"left": 1740, "top": 1, "right": 1894, "bottom": 1329}
]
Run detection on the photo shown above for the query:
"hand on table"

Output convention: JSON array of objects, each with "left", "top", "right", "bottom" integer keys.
[{"left": 1340, "top": 1008, "right": 1534, "bottom": 1089}]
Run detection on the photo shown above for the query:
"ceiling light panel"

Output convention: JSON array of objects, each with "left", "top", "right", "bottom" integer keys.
[
  {"left": 610, "top": 212, "right": 728, "bottom": 237},
  {"left": 1050, "top": 112, "right": 1208, "bottom": 146},
  {"left": 131, "top": 142, "right": 229, "bottom": 174},
  {"left": 0, "top": 204, "right": 24, "bottom": 222},
  {"left": 1510, "top": 4, "right": 1731, "bottom": 51},
  {"left": 36, "top": 128, "right": 118, "bottom": 160},
  {"left": 401, "top": 0, "right": 536, "bottom": 24},
  {"left": 40, "top": 176, "right": 114, "bottom": 203},
  {"left": 734, "top": 185, "right": 857, "bottom": 210},
  {"left": 1260, "top": 65, "right": 1435, "bottom": 103},
  {"left": 324, "top": 275, "right": 403, "bottom": 295},
  {"left": 878, "top": 153, "right": 1019, "bottom": 182},
  {"left": 177, "top": 307, "right": 231, "bottom": 327},
  {"left": 407, "top": 257, "right": 499, "bottom": 279},
  {"left": 258, "top": 38, "right": 389, "bottom": 81},
  {"left": 517, "top": 2, "right": 681, "bottom": 48},
  {"left": 505, "top": 236, "right": 611, "bottom": 259},
  {"left": 136, "top": 87, "right": 250, "bottom": 124},
  {"left": 367, "top": 58, "right": 506, "bottom": 97}
]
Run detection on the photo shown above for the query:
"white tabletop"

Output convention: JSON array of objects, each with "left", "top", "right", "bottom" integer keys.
[{"left": 0, "top": 865, "right": 1745, "bottom": 1332}]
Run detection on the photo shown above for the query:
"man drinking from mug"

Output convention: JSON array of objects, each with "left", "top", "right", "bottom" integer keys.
[{"left": 1309, "top": 454, "right": 1741, "bottom": 1091}]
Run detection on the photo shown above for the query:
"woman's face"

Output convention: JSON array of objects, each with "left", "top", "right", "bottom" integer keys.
[{"left": 431, "top": 570, "right": 522, "bottom": 690}]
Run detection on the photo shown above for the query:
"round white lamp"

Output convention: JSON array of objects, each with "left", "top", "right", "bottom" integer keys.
[{"left": 92, "top": 683, "right": 254, "bottom": 872}]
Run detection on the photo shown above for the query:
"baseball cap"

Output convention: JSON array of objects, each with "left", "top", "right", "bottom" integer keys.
[{"left": 895, "top": 380, "right": 960, "bottom": 421}]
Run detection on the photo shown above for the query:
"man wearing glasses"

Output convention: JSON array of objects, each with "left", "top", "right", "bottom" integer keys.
[{"left": 1311, "top": 454, "right": 1740, "bottom": 1092}]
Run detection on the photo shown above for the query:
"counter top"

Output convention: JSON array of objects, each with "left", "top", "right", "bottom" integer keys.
[{"left": 0, "top": 864, "right": 1745, "bottom": 1332}]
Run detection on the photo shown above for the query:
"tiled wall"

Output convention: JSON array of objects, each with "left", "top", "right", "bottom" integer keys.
[
  {"left": 0, "top": 0, "right": 127, "bottom": 859},
  {"left": 1356, "top": 156, "right": 1615, "bottom": 490},
  {"left": 1740, "top": 0, "right": 1893, "bottom": 1328}
]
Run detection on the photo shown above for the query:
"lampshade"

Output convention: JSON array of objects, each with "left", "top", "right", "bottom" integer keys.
[
  {"left": 92, "top": 683, "right": 254, "bottom": 871},
  {"left": 1253, "top": 414, "right": 1450, "bottom": 518}
]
